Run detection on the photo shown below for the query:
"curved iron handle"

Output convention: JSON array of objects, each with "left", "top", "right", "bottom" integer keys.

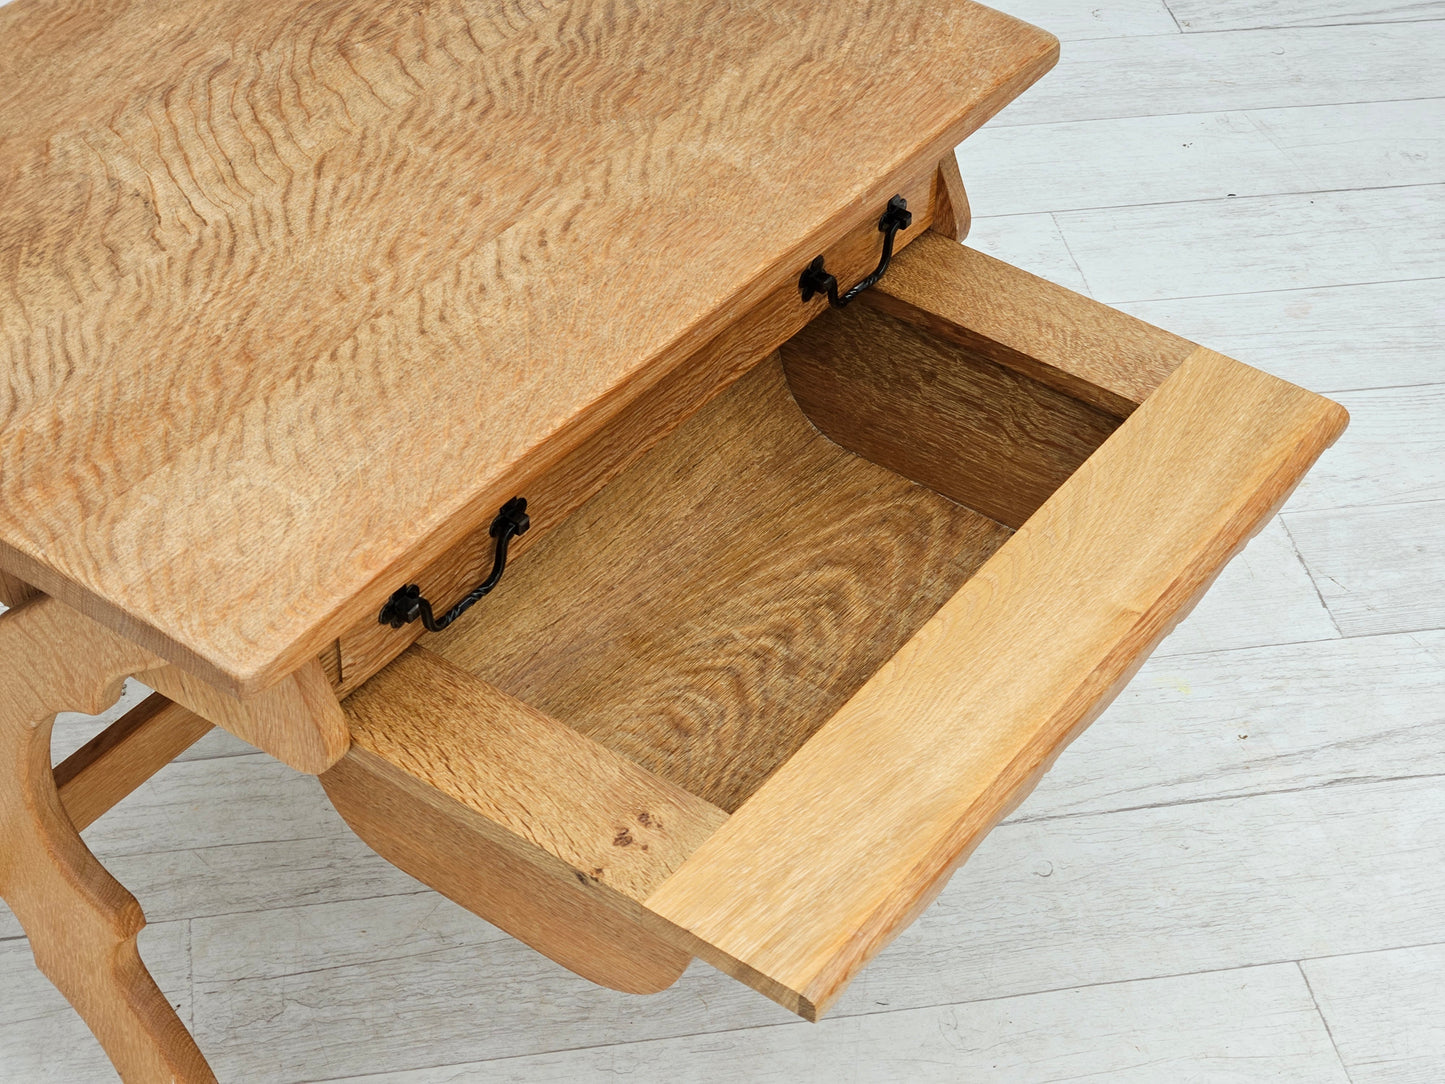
[
  {"left": 799, "top": 195, "right": 913, "bottom": 308},
  {"left": 378, "top": 497, "right": 531, "bottom": 633}
]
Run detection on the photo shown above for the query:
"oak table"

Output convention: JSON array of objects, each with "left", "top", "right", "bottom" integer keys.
[{"left": 0, "top": 1, "right": 1346, "bottom": 1079}]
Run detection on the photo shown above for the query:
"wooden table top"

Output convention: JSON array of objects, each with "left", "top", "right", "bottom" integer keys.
[{"left": 0, "top": 0, "right": 1055, "bottom": 695}]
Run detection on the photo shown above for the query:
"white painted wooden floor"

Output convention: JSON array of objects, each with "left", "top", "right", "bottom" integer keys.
[{"left": 3, "top": 2, "right": 1443, "bottom": 1081}]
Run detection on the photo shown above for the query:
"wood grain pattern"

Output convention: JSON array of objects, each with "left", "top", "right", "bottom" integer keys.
[
  {"left": 0, "top": 569, "right": 37, "bottom": 610},
  {"left": 0, "top": 0, "right": 1057, "bottom": 697},
  {"left": 930, "top": 155, "right": 971, "bottom": 242},
  {"left": 342, "top": 647, "right": 727, "bottom": 902},
  {"left": 321, "top": 745, "right": 696, "bottom": 996},
  {"left": 142, "top": 657, "right": 347, "bottom": 775},
  {"left": 0, "top": 14, "right": 1424, "bottom": 1077},
  {"left": 865, "top": 234, "right": 1195, "bottom": 415},
  {"left": 54, "top": 694, "right": 213, "bottom": 833},
  {"left": 646, "top": 348, "right": 1348, "bottom": 1020},
  {"left": 429, "top": 356, "right": 1013, "bottom": 812},
  {"left": 782, "top": 301, "right": 1121, "bottom": 529},
  {"left": 331, "top": 166, "right": 942, "bottom": 697},
  {"left": 0, "top": 596, "right": 212, "bottom": 1082}
]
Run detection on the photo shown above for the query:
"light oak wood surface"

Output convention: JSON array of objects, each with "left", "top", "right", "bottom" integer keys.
[
  {"left": 20, "top": 627, "right": 1432, "bottom": 956},
  {"left": 646, "top": 348, "right": 1347, "bottom": 1020},
  {"left": 930, "top": 155, "right": 972, "bottom": 242},
  {"left": 428, "top": 356, "right": 1013, "bottom": 812},
  {"left": 318, "top": 225, "right": 1349, "bottom": 1025},
  {"left": 782, "top": 299, "right": 1121, "bottom": 528},
  {"left": 0, "top": 924, "right": 196, "bottom": 1083},
  {"left": 862, "top": 232, "right": 1195, "bottom": 415},
  {"left": 141, "top": 657, "right": 346, "bottom": 775},
  {"left": 1, "top": 4, "right": 1430, "bottom": 1076},
  {"left": 329, "top": 164, "right": 945, "bottom": 697},
  {"left": 341, "top": 647, "right": 727, "bottom": 903},
  {"left": 0, "top": 597, "right": 211, "bottom": 1081},
  {"left": 0, "top": 0, "right": 1057, "bottom": 697},
  {"left": 0, "top": 570, "right": 35, "bottom": 610},
  {"left": 1140, "top": 518, "right": 1339, "bottom": 657},
  {"left": 54, "top": 695, "right": 213, "bottom": 833},
  {"left": 320, "top": 744, "right": 697, "bottom": 997}
]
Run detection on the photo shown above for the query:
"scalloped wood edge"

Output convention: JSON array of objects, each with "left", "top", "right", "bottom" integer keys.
[{"left": 0, "top": 596, "right": 215, "bottom": 1082}]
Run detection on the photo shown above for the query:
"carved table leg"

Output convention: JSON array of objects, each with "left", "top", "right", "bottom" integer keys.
[{"left": 0, "top": 596, "right": 215, "bottom": 1083}]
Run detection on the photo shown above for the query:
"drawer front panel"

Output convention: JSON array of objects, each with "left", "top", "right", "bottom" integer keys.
[{"left": 646, "top": 346, "right": 1347, "bottom": 1019}]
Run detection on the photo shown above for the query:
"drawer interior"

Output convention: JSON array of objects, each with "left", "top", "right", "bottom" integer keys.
[
  {"left": 326, "top": 235, "right": 1346, "bottom": 1022},
  {"left": 421, "top": 356, "right": 1015, "bottom": 812}
]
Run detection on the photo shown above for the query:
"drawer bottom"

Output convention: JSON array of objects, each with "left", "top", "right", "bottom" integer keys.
[{"left": 425, "top": 357, "right": 1013, "bottom": 813}]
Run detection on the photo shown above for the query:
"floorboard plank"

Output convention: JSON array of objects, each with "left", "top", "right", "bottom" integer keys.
[
  {"left": 329, "top": 964, "right": 1349, "bottom": 1083},
  {"left": 1011, "top": 630, "right": 1445, "bottom": 820},
  {"left": 1290, "top": 384, "right": 1445, "bottom": 512},
  {"left": 842, "top": 776, "right": 1445, "bottom": 1014},
  {"left": 989, "top": 23, "right": 1445, "bottom": 127},
  {"left": 179, "top": 777, "right": 1444, "bottom": 1079},
  {"left": 988, "top": 0, "right": 1182, "bottom": 39},
  {"left": 1168, "top": 0, "right": 1445, "bottom": 32},
  {"left": 957, "top": 211, "right": 1095, "bottom": 293},
  {"left": 1285, "top": 500, "right": 1445, "bottom": 636},
  {"left": 189, "top": 896, "right": 792, "bottom": 1081},
  {"left": 1116, "top": 278, "right": 1445, "bottom": 393},
  {"left": 1055, "top": 185, "right": 1445, "bottom": 303},
  {"left": 0, "top": 832, "right": 424, "bottom": 944},
  {"left": 1303, "top": 942, "right": 1445, "bottom": 1082},
  {"left": 0, "top": 755, "right": 420, "bottom": 940},
  {"left": 1152, "top": 517, "right": 1339, "bottom": 656},
  {"left": 961, "top": 99, "right": 1445, "bottom": 216}
]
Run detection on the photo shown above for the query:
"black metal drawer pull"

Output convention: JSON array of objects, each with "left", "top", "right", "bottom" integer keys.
[
  {"left": 379, "top": 497, "right": 530, "bottom": 633},
  {"left": 798, "top": 194, "right": 913, "bottom": 308}
]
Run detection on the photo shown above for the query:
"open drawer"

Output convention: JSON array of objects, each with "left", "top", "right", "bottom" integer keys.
[{"left": 321, "top": 234, "right": 1347, "bottom": 1020}]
